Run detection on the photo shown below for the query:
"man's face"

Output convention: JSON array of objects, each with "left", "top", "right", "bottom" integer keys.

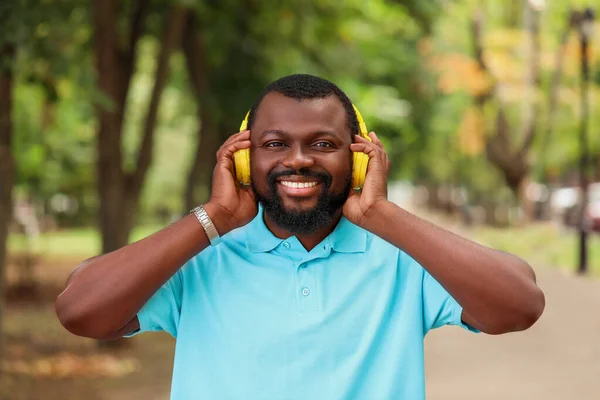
[{"left": 249, "top": 92, "right": 353, "bottom": 235}]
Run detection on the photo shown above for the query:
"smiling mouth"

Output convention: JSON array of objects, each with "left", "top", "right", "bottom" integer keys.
[
  {"left": 275, "top": 177, "right": 323, "bottom": 198},
  {"left": 279, "top": 181, "right": 319, "bottom": 189}
]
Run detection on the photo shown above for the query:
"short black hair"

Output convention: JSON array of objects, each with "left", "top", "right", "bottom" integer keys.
[{"left": 246, "top": 74, "right": 359, "bottom": 136}]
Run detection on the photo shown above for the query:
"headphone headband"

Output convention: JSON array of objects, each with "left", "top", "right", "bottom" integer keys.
[{"left": 239, "top": 111, "right": 250, "bottom": 131}]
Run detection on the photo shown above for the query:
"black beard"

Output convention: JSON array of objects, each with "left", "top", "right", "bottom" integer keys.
[{"left": 252, "top": 168, "right": 351, "bottom": 235}]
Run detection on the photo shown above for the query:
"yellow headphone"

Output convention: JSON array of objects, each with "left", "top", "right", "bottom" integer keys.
[{"left": 233, "top": 104, "right": 371, "bottom": 190}]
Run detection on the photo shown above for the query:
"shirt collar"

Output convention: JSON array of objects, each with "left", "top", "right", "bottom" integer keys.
[
  {"left": 244, "top": 206, "right": 285, "bottom": 253},
  {"left": 244, "top": 205, "right": 367, "bottom": 254},
  {"left": 328, "top": 216, "right": 367, "bottom": 253}
]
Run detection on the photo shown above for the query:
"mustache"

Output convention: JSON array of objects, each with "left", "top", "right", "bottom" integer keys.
[{"left": 267, "top": 168, "right": 332, "bottom": 186}]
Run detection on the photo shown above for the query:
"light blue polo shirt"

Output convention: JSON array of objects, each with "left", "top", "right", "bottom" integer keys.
[{"left": 128, "top": 207, "right": 477, "bottom": 399}]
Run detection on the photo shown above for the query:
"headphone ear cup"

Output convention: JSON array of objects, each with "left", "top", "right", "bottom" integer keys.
[
  {"left": 234, "top": 111, "right": 252, "bottom": 185},
  {"left": 352, "top": 151, "right": 369, "bottom": 190},
  {"left": 233, "top": 148, "right": 251, "bottom": 186}
]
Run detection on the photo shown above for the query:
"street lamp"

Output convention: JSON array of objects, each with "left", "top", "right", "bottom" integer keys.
[{"left": 577, "top": 8, "right": 594, "bottom": 275}]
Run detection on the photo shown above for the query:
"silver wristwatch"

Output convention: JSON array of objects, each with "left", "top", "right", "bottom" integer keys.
[{"left": 191, "top": 205, "right": 221, "bottom": 246}]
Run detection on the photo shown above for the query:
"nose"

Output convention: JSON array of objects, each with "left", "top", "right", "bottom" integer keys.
[{"left": 281, "top": 146, "right": 315, "bottom": 171}]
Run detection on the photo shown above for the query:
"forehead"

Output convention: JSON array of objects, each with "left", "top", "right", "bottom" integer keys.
[{"left": 252, "top": 92, "right": 349, "bottom": 139}]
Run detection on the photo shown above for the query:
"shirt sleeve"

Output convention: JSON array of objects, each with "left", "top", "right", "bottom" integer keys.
[
  {"left": 123, "top": 268, "right": 184, "bottom": 339},
  {"left": 421, "top": 264, "right": 480, "bottom": 335}
]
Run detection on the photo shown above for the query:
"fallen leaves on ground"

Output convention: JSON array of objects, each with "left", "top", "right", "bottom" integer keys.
[{"left": 1, "top": 352, "right": 140, "bottom": 379}]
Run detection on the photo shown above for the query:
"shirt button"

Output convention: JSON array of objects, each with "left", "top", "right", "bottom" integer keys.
[
  {"left": 283, "top": 242, "right": 290, "bottom": 249},
  {"left": 301, "top": 287, "right": 310, "bottom": 296}
]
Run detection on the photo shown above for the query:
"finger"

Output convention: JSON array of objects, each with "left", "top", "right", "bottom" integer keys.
[
  {"left": 353, "top": 134, "right": 371, "bottom": 143},
  {"left": 373, "top": 133, "right": 390, "bottom": 175},
  {"left": 350, "top": 141, "right": 380, "bottom": 156},
  {"left": 220, "top": 130, "right": 251, "bottom": 151},
  {"left": 369, "top": 132, "right": 384, "bottom": 149},
  {"left": 351, "top": 142, "right": 387, "bottom": 168},
  {"left": 217, "top": 130, "right": 251, "bottom": 159},
  {"left": 362, "top": 132, "right": 389, "bottom": 174},
  {"left": 216, "top": 140, "right": 251, "bottom": 172},
  {"left": 220, "top": 140, "right": 251, "bottom": 161}
]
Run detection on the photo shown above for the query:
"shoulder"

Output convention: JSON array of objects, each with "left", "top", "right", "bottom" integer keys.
[
  {"left": 347, "top": 220, "right": 424, "bottom": 274},
  {"left": 179, "top": 222, "right": 251, "bottom": 274}
]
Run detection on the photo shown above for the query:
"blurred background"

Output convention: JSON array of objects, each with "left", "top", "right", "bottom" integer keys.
[{"left": 1, "top": 0, "right": 600, "bottom": 399}]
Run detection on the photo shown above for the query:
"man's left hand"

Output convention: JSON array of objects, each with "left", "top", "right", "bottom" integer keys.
[{"left": 343, "top": 132, "right": 391, "bottom": 227}]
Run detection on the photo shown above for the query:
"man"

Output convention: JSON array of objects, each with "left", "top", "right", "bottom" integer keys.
[{"left": 56, "top": 74, "right": 545, "bottom": 399}]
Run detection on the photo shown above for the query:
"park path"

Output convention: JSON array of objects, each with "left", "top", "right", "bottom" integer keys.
[{"left": 425, "top": 263, "right": 600, "bottom": 400}]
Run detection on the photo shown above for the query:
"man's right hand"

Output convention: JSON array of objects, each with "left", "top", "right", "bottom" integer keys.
[{"left": 205, "top": 129, "right": 257, "bottom": 235}]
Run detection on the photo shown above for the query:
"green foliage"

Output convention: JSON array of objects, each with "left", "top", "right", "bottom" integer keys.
[
  {"left": 8, "top": 0, "right": 596, "bottom": 226},
  {"left": 1, "top": 0, "right": 95, "bottom": 225},
  {"left": 0, "top": 0, "right": 469, "bottom": 224},
  {"left": 419, "top": 0, "right": 600, "bottom": 210}
]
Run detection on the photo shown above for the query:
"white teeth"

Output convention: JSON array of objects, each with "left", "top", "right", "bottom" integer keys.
[{"left": 281, "top": 181, "right": 318, "bottom": 189}]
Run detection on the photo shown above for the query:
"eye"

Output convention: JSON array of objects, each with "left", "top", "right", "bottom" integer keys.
[
  {"left": 314, "top": 141, "right": 334, "bottom": 148},
  {"left": 264, "top": 141, "right": 287, "bottom": 148}
]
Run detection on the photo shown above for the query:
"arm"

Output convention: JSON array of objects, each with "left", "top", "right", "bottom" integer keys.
[
  {"left": 55, "top": 130, "right": 256, "bottom": 340},
  {"left": 363, "top": 200, "right": 544, "bottom": 334},
  {"left": 344, "top": 133, "right": 545, "bottom": 335},
  {"left": 56, "top": 210, "right": 219, "bottom": 340}
]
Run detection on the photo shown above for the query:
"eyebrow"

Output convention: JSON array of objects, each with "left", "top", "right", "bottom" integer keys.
[
  {"left": 260, "top": 129, "right": 341, "bottom": 139},
  {"left": 260, "top": 129, "right": 286, "bottom": 137}
]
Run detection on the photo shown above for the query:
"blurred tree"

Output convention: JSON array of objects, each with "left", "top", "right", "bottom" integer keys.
[
  {"left": 420, "top": 0, "right": 600, "bottom": 223},
  {"left": 537, "top": 12, "right": 578, "bottom": 184},
  {"left": 0, "top": 42, "right": 14, "bottom": 362},
  {"left": 388, "top": 0, "right": 438, "bottom": 34},
  {"left": 90, "top": 0, "right": 186, "bottom": 253},
  {"left": 504, "top": 0, "right": 524, "bottom": 28},
  {"left": 182, "top": 2, "right": 270, "bottom": 210},
  {"left": 471, "top": 2, "right": 542, "bottom": 219},
  {"left": 9, "top": 0, "right": 92, "bottom": 210},
  {"left": 181, "top": 10, "right": 215, "bottom": 211},
  {"left": 0, "top": 0, "right": 50, "bottom": 359}
]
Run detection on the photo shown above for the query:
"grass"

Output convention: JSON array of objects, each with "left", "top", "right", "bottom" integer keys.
[
  {"left": 470, "top": 222, "right": 600, "bottom": 276},
  {"left": 8, "top": 225, "right": 163, "bottom": 259}
]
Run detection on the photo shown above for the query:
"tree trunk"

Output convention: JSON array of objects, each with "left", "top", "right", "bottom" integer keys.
[
  {"left": 471, "top": 5, "right": 541, "bottom": 222},
  {"left": 540, "top": 13, "right": 577, "bottom": 184},
  {"left": 182, "top": 11, "right": 221, "bottom": 211},
  {"left": 0, "top": 44, "right": 15, "bottom": 362},
  {"left": 92, "top": 0, "right": 132, "bottom": 254},
  {"left": 91, "top": 1, "right": 186, "bottom": 253},
  {"left": 184, "top": 111, "right": 219, "bottom": 211}
]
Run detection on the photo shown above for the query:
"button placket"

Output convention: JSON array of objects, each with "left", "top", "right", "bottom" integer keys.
[{"left": 296, "top": 260, "right": 319, "bottom": 313}]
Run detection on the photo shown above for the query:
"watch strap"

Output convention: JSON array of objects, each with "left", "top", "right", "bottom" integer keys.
[{"left": 191, "top": 205, "right": 221, "bottom": 246}]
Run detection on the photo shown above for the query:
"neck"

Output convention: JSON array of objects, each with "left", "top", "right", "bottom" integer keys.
[{"left": 263, "top": 209, "right": 342, "bottom": 252}]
